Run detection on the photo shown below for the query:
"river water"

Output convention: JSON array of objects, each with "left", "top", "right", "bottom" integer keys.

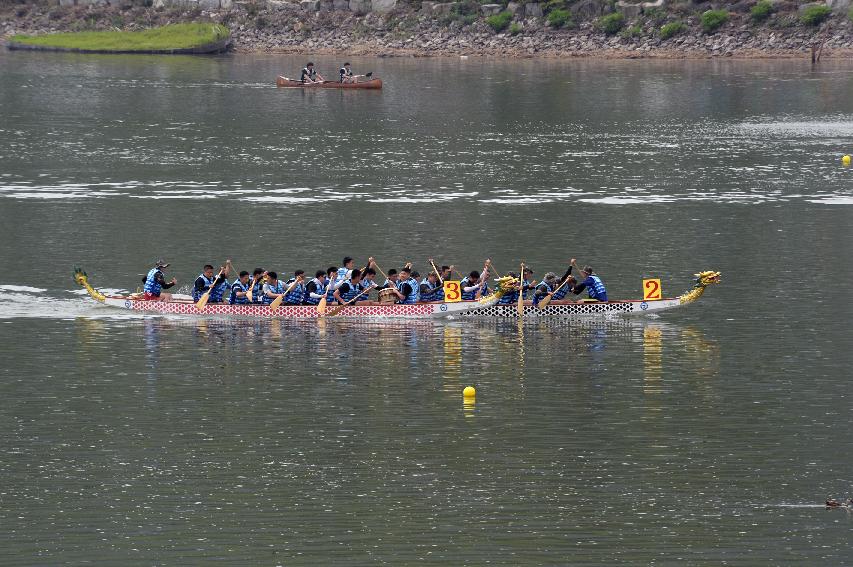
[{"left": 1, "top": 51, "right": 852, "bottom": 564}]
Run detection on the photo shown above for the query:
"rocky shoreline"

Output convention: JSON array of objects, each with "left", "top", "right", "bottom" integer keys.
[{"left": 3, "top": 0, "right": 853, "bottom": 58}]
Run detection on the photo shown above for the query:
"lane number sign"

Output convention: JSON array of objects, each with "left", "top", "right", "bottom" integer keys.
[
  {"left": 443, "top": 281, "right": 462, "bottom": 303},
  {"left": 643, "top": 278, "right": 662, "bottom": 301}
]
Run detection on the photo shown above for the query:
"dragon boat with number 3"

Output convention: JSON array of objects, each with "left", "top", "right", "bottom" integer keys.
[{"left": 73, "top": 269, "right": 721, "bottom": 320}]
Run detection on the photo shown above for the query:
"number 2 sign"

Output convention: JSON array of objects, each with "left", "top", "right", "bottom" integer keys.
[
  {"left": 643, "top": 278, "right": 662, "bottom": 301},
  {"left": 443, "top": 281, "right": 462, "bottom": 303}
]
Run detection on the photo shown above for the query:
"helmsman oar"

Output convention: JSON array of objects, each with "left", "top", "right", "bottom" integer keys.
[
  {"left": 195, "top": 267, "right": 225, "bottom": 311},
  {"left": 269, "top": 276, "right": 303, "bottom": 313}
]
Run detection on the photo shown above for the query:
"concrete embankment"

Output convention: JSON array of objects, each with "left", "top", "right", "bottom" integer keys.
[{"left": 3, "top": 0, "right": 853, "bottom": 58}]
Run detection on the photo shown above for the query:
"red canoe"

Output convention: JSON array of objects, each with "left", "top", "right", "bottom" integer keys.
[{"left": 276, "top": 75, "right": 383, "bottom": 89}]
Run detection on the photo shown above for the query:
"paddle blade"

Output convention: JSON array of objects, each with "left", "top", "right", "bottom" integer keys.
[
  {"left": 317, "top": 295, "right": 327, "bottom": 315},
  {"left": 246, "top": 288, "right": 253, "bottom": 302},
  {"left": 269, "top": 294, "right": 284, "bottom": 312},
  {"left": 195, "top": 291, "right": 211, "bottom": 311},
  {"left": 538, "top": 294, "right": 552, "bottom": 309},
  {"left": 517, "top": 293, "right": 524, "bottom": 318}
]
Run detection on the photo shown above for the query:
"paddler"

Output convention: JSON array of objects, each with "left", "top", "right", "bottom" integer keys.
[
  {"left": 379, "top": 268, "right": 398, "bottom": 290},
  {"left": 300, "top": 62, "right": 324, "bottom": 84},
  {"left": 359, "top": 268, "right": 378, "bottom": 302},
  {"left": 192, "top": 261, "right": 230, "bottom": 304},
  {"left": 389, "top": 267, "right": 419, "bottom": 304},
  {"left": 304, "top": 270, "right": 328, "bottom": 306},
  {"left": 521, "top": 267, "right": 535, "bottom": 300},
  {"left": 568, "top": 259, "right": 608, "bottom": 302},
  {"left": 262, "top": 271, "right": 285, "bottom": 304},
  {"left": 333, "top": 269, "right": 366, "bottom": 304},
  {"left": 282, "top": 270, "right": 306, "bottom": 305},
  {"left": 532, "top": 272, "right": 557, "bottom": 307},
  {"left": 334, "top": 257, "right": 355, "bottom": 287},
  {"left": 418, "top": 272, "right": 441, "bottom": 302},
  {"left": 229, "top": 271, "right": 251, "bottom": 305},
  {"left": 250, "top": 268, "right": 266, "bottom": 304},
  {"left": 340, "top": 62, "right": 354, "bottom": 83},
  {"left": 142, "top": 259, "right": 177, "bottom": 301},
  {"left": 460, "top": 267, "right": 489, "bottom": 301}
]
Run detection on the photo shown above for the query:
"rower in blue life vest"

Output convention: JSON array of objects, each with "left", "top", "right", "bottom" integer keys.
[
  {"left": 324, "top": 267, "right": 339, "bottom": 303},
  {"left": 300, "top": 62, "right": 324, "bottom": 84},
  {"left": 460, "top": 261, "right": 490, "bottom": 301},
  {"left": 531, "top": 272, "right": 558, "bottom": 307},
  {"left": 304, "top": 270, "right": 329, "bottom": 305},
  {"left": 428, "top": 263, "right": 453, "bottom": 301},
  {"left": 262, "top": 271, "right": 285, "bottom": 305},
  {"left": 521, "top": 267, "right": 535, "bottom": 300},
  {"left": 250, "top": 268, "right": 266, "bottom": 304},
  {"left": 568, "top": 259, "right": 608, "bottom": 302},
  {"left": 192, "top": 261, "right": 231, "bottom": 304},
  {"left": 282, "top": 270, "right": 307, "bottom": 305},
  {"left": 379, "top": 268, "right": 398, "bottom": 290},
  {"left": 359, "top": 268, "right": 378, "bottom": 302},
  {"left": 229, "top": 271, "right": 251, "bottom": 305},
  {"left": 333, "top": 269, "right": 368, "bottom": 304},
  {"left": 419, "top": 272, "right": 441, "bottom": 302},
  {"left": 389, "top": 266, "right": 420, "bottom": 304},
  {"left": 142, "top": 259, "right": 177, "bottom": 301},
  {"left": 334, "top": 256, "right": 355, "bottom": 289}
]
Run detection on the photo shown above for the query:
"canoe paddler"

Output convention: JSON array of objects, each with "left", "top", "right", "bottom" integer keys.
[
  {"left": 304, "top": 270, "right": 328, "bottom": 305},
  {"left": 568, "top": 259, "right": 608, "bottom": 302},
  {"left": 250, "top": 268, "right": 266, "bottom": 304},
  {"left": 300, "top": 62, "right": 324, "bottom": 84},
  {"left": 333, "top": 269, "right": 366, "bottom": 304},
  {"left": 192, "top": 261, "right": 230, "bottom": 304},
  {"left": 379, "top": 268, "right": 398, "bottom": 290},
  {"left": 418, "top": 272, "right": 441, "bottom": 302},
  {"left": 521, "top": 267, "right": 535, "bottom": 300},
  {"left": 142, "top": 259, "right": 177, "bottom": 301},
  {"left": 359, "top": 268, "right": 377, "bottom": 302},
  {"left": 282, "top": 270, "right": 307, "bottom": 305},
  {"left": 339, "top": 62, "right": 373, "bottom": 84},
  {"left": 389, "top": 266, "right": 419, "bottom": 304},
  {"left": 229, "top": 271, "right": 251, "bottom": 305},
  {"left": 532, "top": 272, "right": 557, "bottom": 307},
  {"left": 334, "top": 256, "right": 354, "bottom": 288},
  {"left": 262, "top": 271, "right": 285, "bottom": 304},
  {"left": 460, "top": 268, "right": 489, "bottom": 301}
]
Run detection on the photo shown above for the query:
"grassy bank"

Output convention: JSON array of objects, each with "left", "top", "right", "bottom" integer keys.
[{"left": 9, "top": 22, "right": 229, "bottom": 52}]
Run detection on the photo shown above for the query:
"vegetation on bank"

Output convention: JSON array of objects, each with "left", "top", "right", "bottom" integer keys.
[{"left": 9, "top": 22, "right": 229, "bottom": 51}]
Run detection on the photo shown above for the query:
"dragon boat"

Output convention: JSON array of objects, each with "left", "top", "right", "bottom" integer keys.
[{"left": 73, "top": 269, "right": 720, "bottom": 320}]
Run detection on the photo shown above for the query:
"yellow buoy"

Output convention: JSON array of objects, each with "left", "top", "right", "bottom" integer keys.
[
  {"left": 463, "top": 386, "right": 476, "bottom": 398},
  {"left": 843, "top": 155, "right": 851, "bottom": 166}
]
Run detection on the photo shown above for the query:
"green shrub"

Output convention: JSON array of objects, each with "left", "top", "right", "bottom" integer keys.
[
  {"left": 596, "top": 12, "right": 624, "bottom": 34},
  {"left": 547, "top": 8, "right": 572, "bottom": 27},
  {"left": 849, "top": 5, "right": 853, "bottom": 21},
  {"left": 801, "top": 4, "right": 831, "bottom": 26},
  {"left": 700, "top": 9, "right": 729, "bottom": 33},
  {"left": 750, "top": 0, "right": 773, "bottom": 22},
  {"left": 620, "top": 24, "right": 642, "bottom": 38},
  {"left": 486, "top": 10, "right": 513, "bottom": 32},
  {"left": 544, "top": 0, "right": 566, "bottom": 14},
  {"left": 644, "top": 6, "right": 667, "bottom": 23},
  {"left": 659, "top": 21, "right": 685, "bottom": 39},
  {"left": 509, "top": 22, "right": 522, "bottom": 34}
]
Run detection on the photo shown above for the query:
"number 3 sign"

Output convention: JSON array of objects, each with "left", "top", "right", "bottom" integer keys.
[
  {"left": 643, "top": 278, "right": 662, "bottom": 301},
  {"left": 443, "top": 281, "right": 462, "bottom": 302}
]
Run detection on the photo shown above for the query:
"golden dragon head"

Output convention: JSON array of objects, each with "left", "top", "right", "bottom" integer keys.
[
  {"left": 476, "top": 275, "right": 521, "bottom": 306},
  {"left": 694, "top": 270, "right": 722, "bottom": 288}
]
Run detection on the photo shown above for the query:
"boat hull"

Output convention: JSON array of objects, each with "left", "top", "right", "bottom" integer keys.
[
  {"left": 464, "top": 298, "right": 682, "bottom": 318},
  {"left": 276, "top": 76, "right": 383, "bottom": 89}
]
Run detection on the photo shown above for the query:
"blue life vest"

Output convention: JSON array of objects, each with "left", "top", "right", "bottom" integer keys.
[
  {"left": 532, "top": 280, "right": 553, "bottom": 306},
  {"left": 334, "top": 269, "right": 351, "bottom": 288},
  {"left": 262, "top": 281, "right": 284, "bottom": 305},
  {"left": 357, "top": 280, "right": 374, "bottom": 301},
  {"left": 460, "top": 277, "right": 489, "bottom": 301},
  {"left": 143, "top": 268, "right": 163, "bottom": 296},
  {"left": 498, "top": 287, "right": 519, "bottom": 305},
  {"left": 251, "top": 278, "right": 265, "bottom": 303},
  {"left": 192, "top": 273, "right": 215, "bottom": 302},
  {"left": 586, "top": 275, "right": 608, "bottom": 302},
  {"left": 433, "top": 282, "right": 445, "bottom": 301},
  {"left": 396, "top": 277, "right": 419, "bottom": 304},
  {"left": 339, "top": 281, "right": 363, "bottom": 303},
  {"left": 304, "top": 278, "right": 328, "bottom": 305},
  {"left": 553, "top": 278, "right": 571, "bottom": 300},
  {"left": 210, "top": 277, "right": 228, "bottom": 303},
  {"left": 229, "top": 280, "right": 249, "bottom": 305},
  {"left": 522, "top": 279, "right": 533, "bottom": 300},
  {"left": 283, "top": 278, "right": 306, "bottom": 304},
  {"left": 419, "top": 278, "right": 439, "bottom": 302}
]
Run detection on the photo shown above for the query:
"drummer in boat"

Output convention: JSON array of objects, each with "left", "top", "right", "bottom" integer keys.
[
  {"left": 387, "top": 266, "right": 419, "bottom": 304},
  {"left": 142, "top": 259, "right": 177, "bottom": 301},
  {"left": 300, "top": 62, "right": 325, "bottom": 84},
  {"left": 192, "top": 260, "right": 231, "bottom": 305}
]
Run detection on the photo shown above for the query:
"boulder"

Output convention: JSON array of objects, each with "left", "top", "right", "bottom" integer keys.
[
  {"left": 797, "top": 1, "right": 825, "bottom": 12},
  {"left": 507, "top": 1, "right": 520, "bottom": 13},
  {"left": 641, "top": 0, "right": 665, "bottom": 8},
  {"left": 333, "top": 0, "right": 348, "bottom": 8},
  {"left": 524, "top": 1, "right": 542, "bottom": 16},
  {"left": 372, "top": 0, "right": 396, "bottom": 11},
  {"left": 480, "top": 3, "right": 503, "bottom": 15},
  {"left": 349, "top": 0, "right": 370, "bottom": 13},
  {"left": 301, "top": 0, "right": 319, "bottom": 9},
  {"left": 431, "top": 2, "right": 455, "bottom": 13},
  {"left": 199, "top": 0, "right": 221, "bottom": 9},
  {"left": 573, "top": 0, "right": 609, "bottom": 18},
  {"left": 221, "top": 0, "right": 233, "bottom": 8},
  {"left": 826, "top": 0, "right": 850, "bottom": 12},
  {"left": 616, "top": 0, "right": 642, "bottom": 16},
  {"left": 421, "top": 0, "right": 435, "bottom": 10},
  {"left": 58, "top": 0, "right": 75, "bottom": 6}
]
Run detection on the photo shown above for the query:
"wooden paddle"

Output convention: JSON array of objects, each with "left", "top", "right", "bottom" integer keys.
[
  {"left": 245, "top": 274, "right": 258, "bottom": 303},
  {"left": 195, "top": 268, "right": 225, "bottom": 311},
  {"left": 517, "top": 263, "right": 525, "bottom": 318},
  {"left": 269, "top": 276, "right": 303, "bottom": 313},
  {"left": 474, "top": 259, "right": 491, "bottom": 300},
  {"left": 429, "top": 258, "right": 444, "bottom": 284},
  {"left": 317, "top": 291, "right": 328, "bottom": 315},
  {"left": 323, "top": 284, "right": 376, "bottom": 318}
]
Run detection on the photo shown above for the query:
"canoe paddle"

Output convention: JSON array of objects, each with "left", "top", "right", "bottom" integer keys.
[
  {"left": 517, "top": 262, "right": 525, "bottom": 318},
  {"left": 537, "top": 271, "right": 574, "bottom": 310},
  {"left": 323, "top": 284, "right": 377, "bottom": 318},
  {"left": 429, "top": 258, "right": 444, "bottom": 284},
  {"left": 270, "top": 276, "right": 304, "bottom": 313},
  {"left": 474, "top": 259, "right": 491, "bottom": 301},
  {"left": 195, "top": 267, "right": 225, "bottom": 311},
  {"left": 245, "top": 274, "right": 259, "bottom": 303}
]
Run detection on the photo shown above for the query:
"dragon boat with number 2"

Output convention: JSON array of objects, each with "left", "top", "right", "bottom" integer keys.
[{"left": 73, "top": 269, "right": 721, "bottom": 320}]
